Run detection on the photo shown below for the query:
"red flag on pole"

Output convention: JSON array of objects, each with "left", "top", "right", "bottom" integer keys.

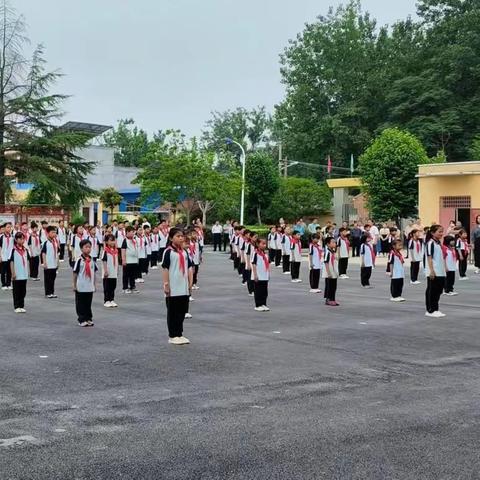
[{"left": 327, "top": 155, "right": 332, "bottom": 174}]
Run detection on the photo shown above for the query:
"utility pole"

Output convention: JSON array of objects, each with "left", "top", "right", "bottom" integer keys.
[
  {"left": 284, "top": 155, "right": 288, "bottom": 178},
  {"left": 278, "top": 142, "right": 282, "bottom": 175}
]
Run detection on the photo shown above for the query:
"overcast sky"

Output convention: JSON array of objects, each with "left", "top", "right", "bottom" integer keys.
[{"left": 15, "top": 0, "right": 417, "bottom": 137}]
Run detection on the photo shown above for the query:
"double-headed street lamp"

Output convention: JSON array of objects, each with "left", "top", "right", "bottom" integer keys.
[{"left": 225, "top": 138, "right": 246, "bottom": 225}]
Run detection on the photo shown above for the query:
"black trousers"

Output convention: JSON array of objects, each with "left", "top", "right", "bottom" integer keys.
[
  {"left": 458, "top": 254, "right": 468, "bottom": 277},
  {"left": 410, "top": 261, "right": 420, "bottom": 282},
  {"left": 274, "top": 250, "right": 282, "bottom": 267},
  {"left": 103, "top": 278, "right": 117, "bottom": 302},
  {"left": 238, "top": 262, "right": 245, "bottom": 278},
  {"left": 360, "top": 266, "right": 372, "bottom": 286},
  {"left": 193, "top": 264, "right": 199, "bottom": 285},
  {"left": 338, "top": 257, "right": 348, "bottom": 275},
  {"left": 123, "top": 263, "right": 137, "bottom": 290},
  {"left": 309, "top": 269, "right": 320, "bottom": 289},
  {"left": 254, "top": 280, "right": 268, "bottom": 307},
  {"left": 268, "top": 249, "right": 275, "bottom": 264},
  {"left": 117, "top": 249, "right": 123, "bottom": 266},
  {"left": 475, "top": 239, "right": 480, "bottom": 268},
  {"left": 390, "top": 278, "right": 404, "bottom": 298},
  {"left": 1, "top": 261, "right": 12, "bottom": 287},
  {"left": 324, "top": 278, "right": 337, "bottom": 301},
  {"left": 425, "top": 276, "right": 445, "bottom": 313},
  {"left": 282, "top": 255, "right": 290, "bottom": 272},
  {"left": 44, "top": 268, "right": 57, "bottom": 296},
  {"left": 213, "top": 233, "right": 222, "bottom": 251},
  {"left": 233, "top": 254, "right": 240, "bottom": 271},
  {"left": 150, "top": 251, "right": 158, "bottom": 267},
  {"left": 223, "top": 234, "right": 229, "bottom": 252},
  {"left": 242, "top": 265, "right": 250, "bottom": 284},
  {"left": 158, "top": 247, "right": 166, "bottom": 264},
  {"left": 291, "top": 261, "right": 301, "bottom": 280},
  {"left": 139, "top": 257, "right": 149, "bottom": 275},
  {"left": 75, "top": 291, "right": 93, "bottom": 323},
  {"left": 12, "top": 279, "right": 27, "bottom": 309},
  {"left": 166, "top": 295, "right": 189, "bottom": 337},
  {"left": 247, "top": 274, "right": 255, "bottom": 294},
  {"left": 59, "top": 243, "right": 66, "bottom": 260},
  {"left": 29, "top": 256, "right": 40, "bottom": 279},
  {"left": 351, "top": 238, "right": 361, "bottom": 257},
  {"left": 445, "top": 271, "right": 455, "bottom": 293}
]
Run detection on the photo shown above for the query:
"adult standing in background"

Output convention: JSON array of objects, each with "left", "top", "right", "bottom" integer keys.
[
  {"left": 222, "top": 221, "right": 231, "bottom": 252},
  {"left": 472, "top": 215, "right": 480, "bottom": 274},
  {"left": 212, "top": 221, "right": 223, "bottom": 252},
  {"left": 369, "top": 220, "right": 380, "bottom": 253},
  {"left": 307, "top": 219, "right": 319, "bottom": 237},
  {"left": 350, "top": 221, "right": 362, "bottom": 257}
]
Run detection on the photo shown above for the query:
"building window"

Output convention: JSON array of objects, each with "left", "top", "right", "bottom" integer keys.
[
  {"left": 441, "top": 196, "right": 471, "bottom": 209},
  {"left": 125, "top": 200, "right": 141, "bottom": 213}
]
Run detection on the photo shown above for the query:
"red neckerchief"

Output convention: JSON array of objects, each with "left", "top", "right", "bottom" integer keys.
[
  {"left": 461, "top": 239, "right": 470, "bottom": 254},
  {"left": 367, "top": 243, "right": 376, "bottom": 265},
  {"left": 415, "top": 239, "right": 421, "bottom": 253},
  {"left": 90, "top": 236, "right": 97, "bottom": 249},
  {"left": 188, "top": 241, "right": 196, "bottom": 258},
  {"left": 441, "top": 245, "right": 448, "bottom": 259},
  {"left": 128, "top": 236, "right": 136, "bottom": 249},
  {"left": 31, "top": 233, "right": 40, "bottom": 247},
  {"left": 310, "top": 242, "right": 323, "bottom": 260},
  {"left": 340, "top": 236, "right": 350, "bottom": 250},
  {"left": 14, "top": 245, "right": 27, "bottom": 268},
  {"left": 76, "top": 233, "right": 83, "bottom": 245},
  {"left": 256, "top": 248, "right": 270, "bottom": 271},
  {"left": 152, "top": 233, "right": 158, "bottom": 245},
  {"left": 171, "top": 246, "right": 186, "bottom": 276},
  {"left": 328, "top": 248, "right": 336, "bottom": 266},
  {"left": 392, "top": 249, "right": 404, "bottom": 264},
  {"left": 104, "top": 245, "right": 118, "bottom": 267},
  {"left": 161, "top": 227, "right": 169, "bottom": 237},
  {"left": 48, "top": 237, "right": 58, "bottom": 254},
  {"left": 195, "top": 227, "right": 203, "bottom": 239},
  {"left": 4, "top": 233, "right": 11, "bottom": 247},
  {"left": 292, "top": 237, "right": 301, "bottom": 253},
  {"left": 83, "top": 254, "right": 92, "bottom": 279}
]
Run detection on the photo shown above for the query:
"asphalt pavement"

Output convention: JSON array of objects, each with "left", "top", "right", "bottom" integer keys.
[{"left": 1, "top": 250, "right": 480, "bottom": 479}]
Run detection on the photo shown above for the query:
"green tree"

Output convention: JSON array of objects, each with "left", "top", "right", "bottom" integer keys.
[
  {"left": 359, "top": 128, "right": 430, "bottom": 222},
  {"left": 265, "top": 177, "right": 331, "bottom": 223},
  {"left": 245, "top": 151, "right": 279, "bottom": 224},
  {"left": 99, "top": 187, "right": 123, "bottom": 220},
  {"left": 202, "top": 107, "right": 272, "bottom": 160},
  {"left": 469, "top": 135, "right": 480, "bottom": 161},
  {"left": 135, "top": 132, "right": 241, "bottom": 225},
  {"left": 103, "top": 118, "right": 150, "bottom": 167},
  {"left": 0, "top": 3, "right": 94, "bottom": 205}
]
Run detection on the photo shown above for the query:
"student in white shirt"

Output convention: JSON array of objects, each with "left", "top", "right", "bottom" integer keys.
[
  {"left": 73, "top": 239, "right": 98, "bottom": 327},
  {"left": 1, "top": 222, "right": 14, "bottom": 289},
  {"left": 281, "top": 227, "right": 292, "bottom": 274},
  {"left": 323, "top": 237, "right": 339, "bottom": 306},
  {"left": 121, "top": 226, "right": 139, "bottom": 294},
  {"left": 425, "top": 224, "right": 447, "bottom": 318},
  {"left": 267, "top": 227, "right": 277, "bottom": 264},
  {"left": 87, "top": 226, "right": 100, "bottom": 262},
  {"left": 27, "top": 222, "right": 41, "bottom": 281},
  {"left": 251, "top": 238, "right": 270, "bottom": 312},
  {"left": 443, "top": 235, "right": 458, "bottom": 296},
  {"left": 290, "top": 230, "right": 303, "bottom": 283},
  {"left": 337, "top": 227, "right": 350, "bottom": 279},
  {"left": 41, "top": 226, "right": 59, "bottom": 298},
  {"left": 212, "top": 221, "right": 223, "bottom": 252},
  {"left": 150, "top": 226, "right": 160, "bottom": 269},
  {"left": 245, "top": 232, "right": 258, "bottom": 297},
  {"left": 10, "top": 232, "right": 30, "bottom": 313},
  {"left": 360, "top": 233, "right": 375, "bottom": 288},
  {"left": 187, "top": 229, "right": 201, "bottom": 290},
  {"left": 102, "top": 234, "right": 119, "bottom": 307},
  {"left": 158, "top": 221, "right": 170, "bottom": 263},
  {"left": 456, "top": 229, "right": 470, "bottom": 280},
  {"left": 388, "top": 239, "right": 406, "bottom": 302},
  {"left": 136, "top": 227, "right": 148, "bottom": 282},
  {"left": 115, "top": 222, "right": 126, "bottom": 265},
  {"left": 308, "top": 234, "right": 323, "bottom": 293},
  {"left": 408, "top": 229, "right": 423, "bottom": 284},
  {"left": 274, "top": 226, "right": 284, "bottom": 268},
  {"left": 57, "top": 220, "right": 67, "bottom": 262},
  {"left": 70, "top": 225, "right": 86, "bottom": 268},
  {"left": 162, "top": 228, "right": 193, "bottom": 345}
]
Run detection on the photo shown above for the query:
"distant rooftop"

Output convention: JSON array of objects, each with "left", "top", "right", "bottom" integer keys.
[{"left": 59, "top": 121, "right": 112, "bottom": 137}]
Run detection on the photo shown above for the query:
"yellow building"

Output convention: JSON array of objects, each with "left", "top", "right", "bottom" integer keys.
[{"left": 417, "top": 161, "right": 480, "bottom": 233}]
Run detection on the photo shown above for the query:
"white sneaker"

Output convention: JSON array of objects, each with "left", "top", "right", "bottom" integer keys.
[
  {"left": 151, "top": 266, "right": 158, "bottom": 270},
  {"left": 189, "top": 296, "right": 195, "bottom": 302},
  {"left": 410, "top": 280, "right": 421, "bottom": 285},
  {"left": 398, "top": 297, "right": 406, "bottom": 302},
  {"left": 7, "top": 286, "right": 12, "bottom": 290},
  {"left": 14, "top": 308, "right": 23, "bottom": 313},
  {"left": 104, "top": 301, "right": 113, "bottom": 308},
  {"left": 459, "top": 277, "right": 468, "bottom": 281},
  {"left": 340, "top": 275, "right": 349, "bottom": 279},
  {"left": 283, "top": 271, "right": 291, "bottom": 275},
  {"left": 309, "top": 288, "right": 318, "bottom": 293},
  {"left": 390, "top": 297, "right": 401, "bottom": 302},
  {"left": 124, "top": 289, "right": 132, "bottom": 294},
  {"left": 110, "top": 301, "right": 118, "bottom": 307},
  {"left": 262, "top": 306, "right": 270, "bottom": 311},
  {"left": 192, "top": 285, "right": 200, "bottom": 290},
  {"left": 449, "top": 291, "right": 458, "bottom": 296},
  {"left": 248, "top": 292, "right": 254, "bottom": 297},
  {"left": 444, "top": 292, "right": 455, "bottom": 296},
  {"left": 34, "top": 278, "right": 41, "bottom": 282},
  {"left": 254, "top": 307, "right": 264, "bottom": 312},
  {"left": 168, "top": 337, "right": 184, "bottom": 345},
  {"left": 425, "top": 312, "right": 436, "bottom": 317},
  {"left": 20, "top": 308, "right": 26, "bottom": 313},
  {"left": 363, "top": 285, "right": 373, "bottom": 289},
  {"left": 59, "top": 259, "right": 65, "bottom": 263},
  {"left": 475, "top": 269, "right": 480, "bottom": 274},
  {"left": 179, "top": 336, "right": 190, "bottom": 344},
  {"left": 435, "top": 311, "right": 446, "bottom": 317},
  {"left": 138, "top": 278, "right": 145, "bottom": 283},
  {"left": 1, "top": 286, "right": 8, "bottom": 291},
  {"left": 185, "top": 313, "right": 193, "bottom": 319}
]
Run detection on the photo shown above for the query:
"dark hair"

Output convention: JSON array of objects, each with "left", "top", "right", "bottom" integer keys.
[
  {"left": 339, "top": 227, "right": 346, "bottom": 233},
  {"left": 425, "top": 224, "right": 443, "bottom": 242},
  {"left": 360, "top": 234, "right": 370, "bottom": 244},
  {"left": 30, "top": 221, "right": 38, "bottom": 229},
  {"left": 292, "top": 230, "right": 301, "bottom": 236},
  {"left": 168, "top": 227, "right": 184, "bottom": 241},
  {"left": 104, "top": 234, "right": 115, "bottom": 242},
  {"left": 457, "top": 228, "right": 467, "bottom": 238},
  {"left": 443, "top": 235, "right": 455, "bottom": 246},
  {"left": 390, "top": 228, "right": 397, "bottom": 234},
  {"left": 409, "top": 228, "right": 418, "bottom": 239},
  {"left": 326, "top": 236, "right": 336, "bottom": 246},
  {"left": 46, "top": 226, "right": 56, "bottom": 233},
  {"left": 79, "top": 239, "right": 91, "bottom": 249},
  {"left": 255, "top": 237, "right": 267, "bottom": 248},
  {"left": 311, "top": 233, "right": 320, "bottom": 240},
  {"left": 41, "top": 220, "right": 48, "bottom": 225},
  {"left": 393, "top": 239, "right": 403, "bottom": 247},
  {"left": 125, "top": 226, "right": 135, "bottom": 233},
  {"left": 14, "top": 232, "right": 25, "bottom": 243}
]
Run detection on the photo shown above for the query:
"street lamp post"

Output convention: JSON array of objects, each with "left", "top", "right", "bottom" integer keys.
[{"left": 225, "top": 138, "right": 246, "bottom": 225}]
